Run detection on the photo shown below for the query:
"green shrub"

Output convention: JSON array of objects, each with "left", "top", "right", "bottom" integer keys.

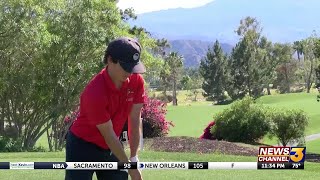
[
  {"left": 155, "top": 94, "right": 173, "bottom": 103},
  {"left": 268, "top": 108, "right": 308, "bottom": 146},
  {"left": 0, "top": 137, "right": 23, "bottom": 152},
  {"left": 211, "top": 96, "right": 271, "bottom": 143},
  {"left": 3, "top": 125, "right": 19, "bottom": 139},
  {"left": 0, "top": 136, "right": 46, "bottom": 152},
  {"left": 0, "top": 136, "right": 7, "bottom": 152}
]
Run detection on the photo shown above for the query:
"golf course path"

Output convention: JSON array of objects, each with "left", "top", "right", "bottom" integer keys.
[
  {"left": 275, "top": 133, "right": 320, "bottom": 146},
  {"left": 305, "top": 133, "right": 320, "bottom": 141}
]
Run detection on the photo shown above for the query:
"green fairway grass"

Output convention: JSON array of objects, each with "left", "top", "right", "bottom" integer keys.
[
  {"left": 166, "top": 92, "right": 320, "bottom": 141},
  {"left": 306, "top": 139, "right": 320, "bottom": 154},
  {"left": 262, "top": 135, "right": 278, "bottom": 145},
  {"left": 0, "top": 151, "right": 319, "bottom": 180},
  {"left": 166, "top": 104, "right": 229, "bottom": 137},
  {"left": 256, "top": 92, "right": 320, "bottom": 135}
]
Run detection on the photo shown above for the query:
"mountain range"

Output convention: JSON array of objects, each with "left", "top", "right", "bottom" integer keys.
[
  {"left": 168, "top": 40, "right": 233, "bottom": 67},
  {"left": 128, "top": 0, "right": 320, "bottom": 67}
]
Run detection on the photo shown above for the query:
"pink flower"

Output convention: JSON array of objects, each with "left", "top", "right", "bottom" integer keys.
[
  {"left": 199, "top": 120, "right": 216, "bottom": 140},
  {"left": 141, "top": 95, "right": 174, "bottom": 138}
]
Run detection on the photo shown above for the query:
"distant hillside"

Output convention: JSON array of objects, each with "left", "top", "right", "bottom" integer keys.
[
  {"left": 168, "top": 40, "right": 233, "bottom": 67},
  {"left": 131, "top": 0, "right": 320, "bottom": 44}
]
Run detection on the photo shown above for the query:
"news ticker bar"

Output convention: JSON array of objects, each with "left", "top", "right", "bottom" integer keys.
[{"left": 0, "top": 162, "right": 304, "bottom": 170}]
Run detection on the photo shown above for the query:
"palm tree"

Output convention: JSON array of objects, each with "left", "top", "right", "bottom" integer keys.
[
  {"left": 156, "top": 38, "right": 171, "bottom": 97},
  {"left": 315, "top": 39, "right": 320, "bottom": 58},
  {"left": 166, "top": 52, "right": 183, "bottom": 106},
  {"left": 155, "top": 38, "right": 170, "bottom": 57},
  {"left": 293, "top": 40, "right": 304, "bottom": 61}
]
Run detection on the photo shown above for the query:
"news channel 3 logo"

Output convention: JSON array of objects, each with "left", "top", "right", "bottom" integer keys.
[{"left": 289, "top": 147, "right": 306, "bottom": 163}]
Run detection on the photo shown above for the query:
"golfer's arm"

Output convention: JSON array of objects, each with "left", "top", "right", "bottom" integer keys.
[
  {"left": 128, "top": 103, "right": 143, "bottom": 158},
  {"left": 96, "top": 120, "right": 129, "bottom": 162}
]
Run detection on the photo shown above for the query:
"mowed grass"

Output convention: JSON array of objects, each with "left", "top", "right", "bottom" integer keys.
[
  {"left": 166, "top": 103, "right": 229, "bottom": 137},
  {"left": 1, "top": 151, "right": 319, "bottom": 180},
  {"left": 166, "top": 92, "right": 320, "bottom": 138},
  {"left": 256, "top": 92, "right": 320, "bottom": 135},
  {"left": 306, "top": 139, "right": 320, "bottom": 154}
]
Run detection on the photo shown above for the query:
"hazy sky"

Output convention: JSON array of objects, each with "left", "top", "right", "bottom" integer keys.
[{"left": 117, "top": 0, "right": 215, "bottom": 14}]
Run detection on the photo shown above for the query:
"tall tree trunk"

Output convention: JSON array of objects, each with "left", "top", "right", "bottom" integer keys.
[
  {"left": 281, "top": 139, "right": 287, "bottom": 147},
  {"left": 267, "top": 84, "right": 271, "bottom": 95},
  {"left": 193, "top": 90, "right": 198, "bottom": 101},
  {"left": 307, "top": 61, "right": 314, "bottom": 93},
  {"left": 0, "top": 106, "right": 4, "bottom": 135},
  {"left": 307, "top": 81, "right": 311, "bottom": 93},
  {"left": 162, "top": 87, "right": 167, "bottom": 101},
  {"left": 247, "top": 58, "right": 252, "bottom": 97},
  {"left": 47, "top": 129, "right": 53, "bottom": 152},
  {"left": 285, "top": 63, "right": 290, "bottom": 93},
  {"left": 0, "top": 119, "right": 4, "bottom": 136},
  {"left": 172, "top": 76, "right": 177, "bottom": 106}
]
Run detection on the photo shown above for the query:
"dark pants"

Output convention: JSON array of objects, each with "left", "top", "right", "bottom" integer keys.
[{"left": 65, "top": 131, "right": 128, "bottom": 180}]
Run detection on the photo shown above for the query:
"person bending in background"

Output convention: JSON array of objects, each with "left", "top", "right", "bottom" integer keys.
[{"left": 65, "top": 37, "right": 146, "bottom": 180}]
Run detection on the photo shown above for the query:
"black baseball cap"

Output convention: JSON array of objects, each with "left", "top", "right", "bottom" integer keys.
[{"left": 105, "top": 37, "right": 146, "bottom": 73}]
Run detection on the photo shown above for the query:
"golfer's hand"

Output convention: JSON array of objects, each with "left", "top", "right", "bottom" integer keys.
[{"left": 128, "top": 169, "right": 143, "bottom": 180}]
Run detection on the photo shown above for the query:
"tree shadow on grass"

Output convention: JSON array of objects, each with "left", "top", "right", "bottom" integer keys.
[{"left": 212, "top": 99, "right": 235, "bottom": 105}]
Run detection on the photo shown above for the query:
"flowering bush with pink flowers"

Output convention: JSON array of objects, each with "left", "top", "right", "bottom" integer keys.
[
  {"left": 199, "top": 121, "right": 216, "bottom": 140},
  {"left": 141, "top": 97, "right": 174, "bottom": 138},
  {"left": 49, "top": 95, "right": 174, "bottom": 150},
  {"left": 47, "top": 107, "right": 79, "bottom": 151},
  {"left": 64, "top": 110, "right": 80, "bottom": 125}
]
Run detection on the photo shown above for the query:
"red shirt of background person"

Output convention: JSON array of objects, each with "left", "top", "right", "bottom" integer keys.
[{"left": 69, "top": 37, "right": 146, "bottom": 180}]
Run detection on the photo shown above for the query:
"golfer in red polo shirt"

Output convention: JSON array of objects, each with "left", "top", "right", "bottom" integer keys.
[{"left": 65, "top": 37, "right": 146, "bottom": 180}]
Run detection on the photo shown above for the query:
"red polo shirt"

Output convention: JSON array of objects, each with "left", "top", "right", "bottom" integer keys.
[{"left": 70, "top": 67, "right": 146, "bottom": 150}]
